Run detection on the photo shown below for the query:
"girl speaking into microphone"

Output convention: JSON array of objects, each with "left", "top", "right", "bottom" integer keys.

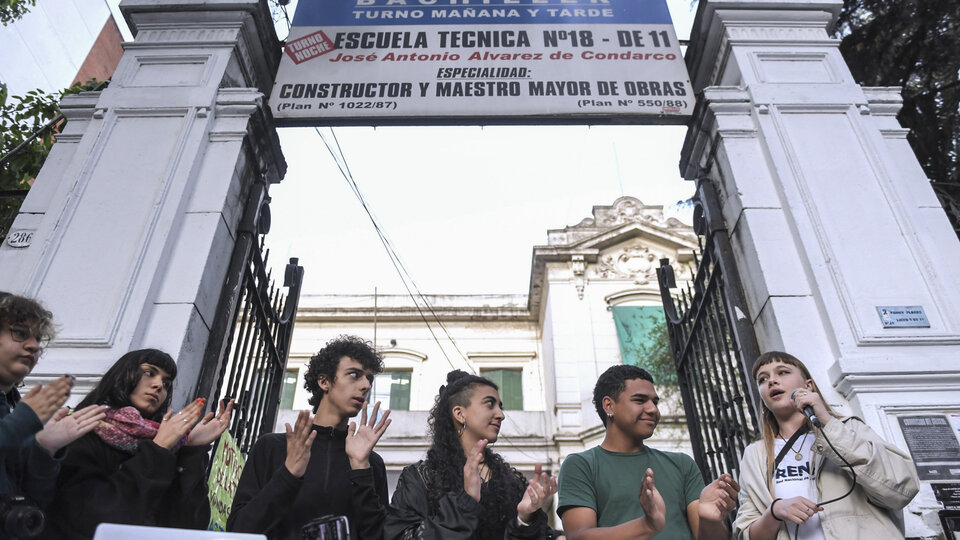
[{"left": 733, "top": 351, "right": 918, "bottom": 540}]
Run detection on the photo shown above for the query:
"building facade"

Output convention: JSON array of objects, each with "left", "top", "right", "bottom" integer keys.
[{"left": 278, "top": 196, "right": 700, "bottom": 499}]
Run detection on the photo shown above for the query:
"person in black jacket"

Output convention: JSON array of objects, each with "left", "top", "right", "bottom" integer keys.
[
  {"left": 228, "top": 335, "right": 392, "bottom": 540},
  {"left": 43, "top": 348, "right": 233, "bottom": 539},
  {"left": 385, "top": 370, "right": 558, "bottom": 540}
]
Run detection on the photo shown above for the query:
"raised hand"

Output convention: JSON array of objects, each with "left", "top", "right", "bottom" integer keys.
[
  {"left": 284, "top": 409, "right": 317, "bottom": 478},
  {"left": 154, "top": 398, "right": 204, "bottom": 450},
  {"left": 772, "top": 496, "right": 822, "bottom": 525},
  {"left": 35, "top": 404, "right": 108, "bottom": 455},
  {"left": 345, "top": 400, "right": 391, "bottom": 470},
  {"left": 187, "top": 399, "right": 234, "bottom": 446},
  {"left": 516, "top": 463, "right": 558, "bottom": 522},
  {"left": 791, "top": 388, "right": 832, "bottom": 427},
  {"left": 463, "top": 438, "right": 487, "bottom": 502},
  {"left": 638, "top": 468, "right": 666, "bottom": 534},
  {"left": 698, "top": 473, "right": 740, "bottom": 522},
  {"left": 20, "top": 375, "right": 73, "bottom": 423}
]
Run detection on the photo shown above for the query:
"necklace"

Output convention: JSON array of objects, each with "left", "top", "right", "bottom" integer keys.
[{"left": 780, "top": 431, "right": 809, "bottom": 461}]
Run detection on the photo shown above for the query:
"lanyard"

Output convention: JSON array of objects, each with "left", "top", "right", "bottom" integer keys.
[{"left": 774, "top": 423, "right": 811, "bottom": 469}]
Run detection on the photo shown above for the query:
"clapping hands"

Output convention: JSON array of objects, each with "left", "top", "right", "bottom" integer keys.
[
  {"left": 35, "top": 404, "right": 108, "bottom": 455},
  {"left": 345, "top": 400, "right": 391, "bottom": 470},
  {"left": 638, "top": 468, "right": 666, "bottom": 534},
  {"left": 698, "top": 473, "right": 740, "bottom": 522},
  {"left": 154, "top": 398, "right": 205, "bottom": 450},
  {"left": 187, "top": 399, "right": 234, "bottom": 446},
  {"left": 516, "top": 463, "right": 558, "bottom": 523}
]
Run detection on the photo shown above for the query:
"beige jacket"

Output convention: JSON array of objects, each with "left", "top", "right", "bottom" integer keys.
[{"left": 733, "top": 416, "right": 920, "bottom": 540}]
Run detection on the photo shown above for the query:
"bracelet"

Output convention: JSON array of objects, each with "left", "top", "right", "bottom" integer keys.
[
  {"left": 517, "top": 515, "right": 532, "bottom": 527},
  {"left": 770, "top": 498, "right": 784, "bottom": 521}
]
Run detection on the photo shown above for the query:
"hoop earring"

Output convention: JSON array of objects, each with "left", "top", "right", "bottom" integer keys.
[{"left": 458, "top": 421, "right": 466, "bottom": 437}]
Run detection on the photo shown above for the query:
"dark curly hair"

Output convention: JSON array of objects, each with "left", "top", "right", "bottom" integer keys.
[
  {"left": 77, "top": 349, "right": 178, "bottom": 422},
  {"left": 593, "top": 364, "right": 654, "bottom": 427},
  {"left": 422, "top": 370, "right": 528, "bottom": 538},
  {"left": 304, "top": 335, "right": 384, "bottom": 412},
  {"left": 0, "top": 291, "right": 55, "bottom": 345}
]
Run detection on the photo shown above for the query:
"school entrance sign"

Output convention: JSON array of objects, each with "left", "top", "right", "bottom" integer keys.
[
  {"left": 2, "top": 0, "right": 959, "bottom": 535},
  {"left": 270, "top": 0, "right": 693, "bottom": 125}
]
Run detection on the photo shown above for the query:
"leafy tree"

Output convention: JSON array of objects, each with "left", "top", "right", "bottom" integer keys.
[
  {"left": 835, "top": 0, "right": 960, "bottom": 237},
  {"left": 0, "top": 84, "right": 61, "bottom": 191},
  {"left": 1, "top": 0, "right": 36, "bottom": 26},
  {"left": 613, "top": 307, "right": 679, "bottom": 391},
  {"left": 1, "top": 80, "right": 102, "bottom": 238}
]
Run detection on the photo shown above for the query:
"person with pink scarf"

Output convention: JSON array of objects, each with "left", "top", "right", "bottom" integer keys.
[{"left": 43, "top": 349, "right": 233, "bottom": 539}]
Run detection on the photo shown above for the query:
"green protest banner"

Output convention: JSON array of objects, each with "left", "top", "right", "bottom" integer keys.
[{"left": 207, "top": 431, "right": 245, "bottom": 531}]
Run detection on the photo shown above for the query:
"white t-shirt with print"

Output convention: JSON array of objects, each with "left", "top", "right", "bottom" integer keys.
[{"left": 773, "top": 433, "right": 826, "bottom": 540}]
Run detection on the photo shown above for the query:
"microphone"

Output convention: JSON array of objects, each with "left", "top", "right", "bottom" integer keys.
[{"left": 791, "top": 389, "right": 822, "bottom": 428}]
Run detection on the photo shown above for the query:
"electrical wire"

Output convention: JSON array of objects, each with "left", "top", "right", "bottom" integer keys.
[
  {"left": 311, "top": 128, "right": 550, "bottom": 463},
  {"left": 277, "top": 12, "right": 549, "bottom": 466},
  {"left": 273, "top": 0, "right": 471, "bottom": 376},
  {"left": 314, "top": 127, "right": 476, "bottom": 373}
]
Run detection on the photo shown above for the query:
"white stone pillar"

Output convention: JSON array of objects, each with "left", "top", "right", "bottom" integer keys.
[
  {"left": 682, "top": 0, "right": 960, "bottom": 535},
  {"left": 0, "top": 0, "right": 285, "bottom": 407}
]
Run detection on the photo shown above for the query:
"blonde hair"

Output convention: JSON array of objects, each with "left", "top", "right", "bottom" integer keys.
[{"left": 752, "top": 351, "right": 838, "bottom": 492}]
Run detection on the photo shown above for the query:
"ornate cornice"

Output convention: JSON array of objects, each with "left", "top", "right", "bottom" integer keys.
[
  {"left": 120, "top": 0, "right": 282, "bottom": 96},
  {"left": 686, "top": 0, "right": 843, "bottom": 93}
]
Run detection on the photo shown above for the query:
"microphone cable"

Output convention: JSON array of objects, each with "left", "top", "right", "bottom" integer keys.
[{"left": 783, "top": 421, "right": 858, "bottom": 540}]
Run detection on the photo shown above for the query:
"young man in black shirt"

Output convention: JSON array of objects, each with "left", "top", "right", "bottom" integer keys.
[{"left": 228, "top": 335, "right": 392, "bottom": 539}]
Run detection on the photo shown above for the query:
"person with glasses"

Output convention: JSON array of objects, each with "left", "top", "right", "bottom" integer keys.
[{"left": 0, "top": 292, "right": 106, "bottom": 508}]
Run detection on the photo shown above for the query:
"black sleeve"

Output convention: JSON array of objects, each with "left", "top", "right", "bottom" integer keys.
[
  {"left": 0, "top": 403, "right": 58, "bottom": 505},
  {"left": 158, "top": 444, "right": 212, "bottom": 529},
  {"left": 52, "top": 435, "right": 183, "bottom": 537},
  {"left": 18, "top": 438, "right": 64, "bottom": 509},
  {"left": 0, "top": 403, "right": 42, "bottom": 457},
  {"left": 227, "top": 435, "right": 302, "bottom": 535},
  {"left": 351, "top": 453, "right": 389, "bottom": 540},
  {"left": 384, "top": 463, "right": 483, "bottom": 540}
]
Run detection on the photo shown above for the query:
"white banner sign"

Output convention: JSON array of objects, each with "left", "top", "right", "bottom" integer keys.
[{"left": 271, "top": 0, "right": 694, "bottom": 125}]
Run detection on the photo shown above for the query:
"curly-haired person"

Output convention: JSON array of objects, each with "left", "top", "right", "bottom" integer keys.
[
  {"left": 228, "top": 335, "right": 392, "bottom": 540},
  {"left": 0, "top": 292, "right": 105, "bottom": 512},
  {"left": 385, "top": 370, "right": 559, "bottom": 540}
]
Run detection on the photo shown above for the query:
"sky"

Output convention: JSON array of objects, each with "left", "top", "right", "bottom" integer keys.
[
  {"left": 261, "top": 0, "right": 702, "bottom": 296},
  {"left": 104, "top": 0, "right": 704, "bottom": 296}
]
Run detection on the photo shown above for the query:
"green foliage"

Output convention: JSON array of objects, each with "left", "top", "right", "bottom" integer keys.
[
  {"left": 835, "top": 0, "right": 960, "bottom": 237},
  {"left": 612, "top": 306, "right": 678, "bottom": 388},
  {"left": 0, "top": 84, "right": 60, "bottom": 191},
  {"left": 1, "top": 80, "right": 102, "bottom": 239},
  {"left": 0, "top": 0, "right": 36, "bottom": 26},
  {"left": 620, "top": 311, "right": 677, "bottom": 387},
  {"left": 0, "top": 80, "right": 102, "bottom": 191}
]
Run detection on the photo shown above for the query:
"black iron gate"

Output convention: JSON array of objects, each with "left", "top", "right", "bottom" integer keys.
[
  {"left": 656, "top": 180, "right": 763, "bottom": 484},
  {"left": 195, "top": 179, "right": 303, "bottom": 455}
]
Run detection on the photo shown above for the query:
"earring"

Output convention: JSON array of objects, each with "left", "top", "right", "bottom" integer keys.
[{"left": 458, "top": 421, "right": 466, "bottom": 436}]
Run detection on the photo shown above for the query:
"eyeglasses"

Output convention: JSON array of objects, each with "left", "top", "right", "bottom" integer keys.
[{"left": 5, "top": 326, "right": 48, "bottom": 351}]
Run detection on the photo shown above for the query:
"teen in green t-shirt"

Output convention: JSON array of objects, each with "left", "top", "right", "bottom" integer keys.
[{"left": 557, "top": 365, "right": 739, "bottom": 540}]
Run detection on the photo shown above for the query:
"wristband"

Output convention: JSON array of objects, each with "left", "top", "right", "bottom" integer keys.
[
  {"left": 517, "top": 515, "right": 532, "bottom": 527},
  {"left": 770, "top": 498, "right": 784, "bottom": 521}
]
